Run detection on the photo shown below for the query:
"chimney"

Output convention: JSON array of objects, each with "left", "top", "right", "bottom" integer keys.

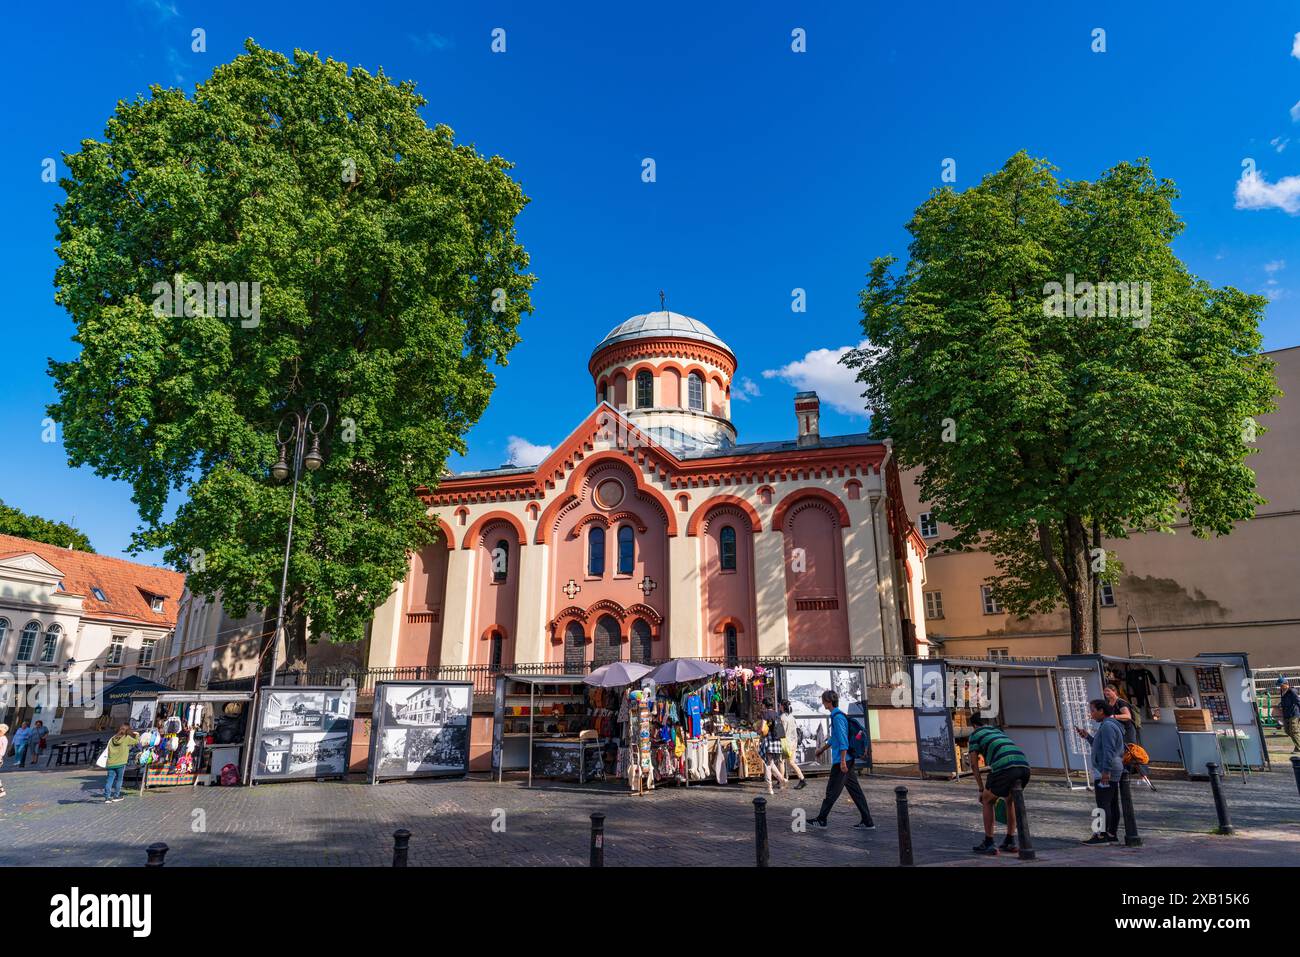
[{"left": 795, "top": 391, "right": 820, "bottom": 447}]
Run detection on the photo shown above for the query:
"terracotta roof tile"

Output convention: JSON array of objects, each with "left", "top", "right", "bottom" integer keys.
[{"left": 0, "top": 534, "right": 185, "bottom": 628}]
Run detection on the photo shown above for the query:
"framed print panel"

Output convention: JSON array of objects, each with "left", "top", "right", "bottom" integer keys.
[{"left": 367, "top": 681, "right": 472, "bottom": 783}]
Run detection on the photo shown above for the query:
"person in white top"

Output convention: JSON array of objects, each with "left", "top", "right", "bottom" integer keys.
[{"left": 777, "top": 699, "right": 807, "bottom": 790}]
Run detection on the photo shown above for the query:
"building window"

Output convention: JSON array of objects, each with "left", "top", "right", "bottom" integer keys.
[
  {"left": 563, "top": 622, "right": 585, "bottom": 671},
  {"left": 724, "top": 625, "right": 739, "bottom": 666},
  {"left": 151, "top": 596, "right": 164, "bottom": 613},
  {"left": 490, "top": 631, "right": 504, "bottom": 669},
  {"left": 1100, "top": 583, "right": 1116, "bottom": 607},
  {"left": 617, "top": 525, "right": 635, "bottom": 575},
  {"left": 107, "top": 635, "right": 126, "bottom": 666},
  {"left": 40, "top": 624, "right": 61, "bottom": 663},
  {"left": 587, "top": 526, "right": 606, "bottom": 576},
  {"left": 631, "top": 619, "right": 653, "bottom": 663},
  {"left": 594, "top": 615, "right": 621, "bottom": 665},
  {"left": 139, "top": 638, "right": 157, "bottom": 667},
  {"left": 719, "top": 526, "right": 737, "bottom": 571},
  {"left": 980, "top": 586, "right": 1004, "bottom": 615},
  {"left": 924, "top": 591, "right": 944, "bottom": 620},
  {"left": 687, "top": 373, "right": 704, "bottom": 411},
  {"left": 0, "top": 618, "right": 8, "bottom": 657},
  {"left": 919, "top": 512, "right": 938, "bottom": 538},
  {"left": 635, "top": 370, "right": 653, "bottom": 409},
  {"left": 988, "top": 647, "right": 1010, "bottom": 660},
  {"left": 91, "top": 587, "right": 107, "bottom": 602},
  {"left": 17, "top": 622, "right": 39, "bottom": 661},
  {"left": 492, "top": 539, "right": 509, "bottom": 583}
]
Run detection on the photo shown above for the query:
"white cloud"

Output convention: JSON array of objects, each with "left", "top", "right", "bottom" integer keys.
[
  {"left": 1235, "top": 169, "right": 1300, "bottom": 214},
  {"left": 761, "top": 341, "right": 869, "bottom": 417},
  {"left": 505, "top": 436, "right": 553, "bottom": 467},
  {"left": 1292, "top": 32, "right": 1300, "bottom": 59},
  {"left": 1264, "top": 259, "right": 1286, "bottom": 274},
  {"left": 409, "top": 32, "right": 454, "bottom": 52},
  {"left": 1291, "top": 100, "right": 1300, "bottom": 123},
  {"left": 731, "top": 376, "right": 762, "bottom": 402},
  {"left": 1271, "top": 136, "right": 1290, "bottom": 153}
]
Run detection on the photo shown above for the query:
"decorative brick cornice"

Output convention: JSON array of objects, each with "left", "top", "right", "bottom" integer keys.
[{"left": 589, "top": 337, "right": 737, "bottom": 379}]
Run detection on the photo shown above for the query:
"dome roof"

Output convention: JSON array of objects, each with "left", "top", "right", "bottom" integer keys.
[{"left": 592, "top": 311, "right": 732, "bottom": 357}]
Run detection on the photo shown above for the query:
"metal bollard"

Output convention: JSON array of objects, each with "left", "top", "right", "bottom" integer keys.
[
  {"left": 1290, "top": 756, "right": 1300, "bottom": 797},
  {"left": 1009, "top": 781, "right": 1036, "bottom": 861},
  {"left": 894, "top": 786, "right": 914, "bottom": 866},
  {"left": 392, "top": 828, "right": 411, "bottom": 867},
  {"left": 1206, "top": 763, "right": 1234, "bottom": 835},
  {"left": 1118, "top": 773, "right": 1143, "bottom": 847},
  {"left": 145, "top": 842, "right": 168, "bottom": 867},
  {"left": 753, "top": 797, "right": 770, "bottom": 867},
  {"left": 589, "top": 813, "right": 605, "bottom": 867}
]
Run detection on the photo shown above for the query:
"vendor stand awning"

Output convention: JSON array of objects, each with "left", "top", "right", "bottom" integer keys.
[{"left": 103, "top": 675, "right": 172, "bottom": 705}]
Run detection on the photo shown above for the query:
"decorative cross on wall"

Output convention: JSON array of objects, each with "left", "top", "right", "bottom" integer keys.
[
  {"left": 562, "top": 579, "right": 581, "bottom": 600},
  {"left": 639, "top": 577, "right": 657, "bottom": 597}
]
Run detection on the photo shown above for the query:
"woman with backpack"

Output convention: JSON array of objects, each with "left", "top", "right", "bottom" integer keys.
[{"left": 759, "top": 699, "right": 788, "bottom": 795}]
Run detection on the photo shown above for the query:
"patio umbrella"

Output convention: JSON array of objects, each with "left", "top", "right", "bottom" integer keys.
[
  {"left": 644, "top": 658, "right": 724, "bottom": 686},
  {"left": 583, "top": 661, "right": 654, "bottom": 688}
]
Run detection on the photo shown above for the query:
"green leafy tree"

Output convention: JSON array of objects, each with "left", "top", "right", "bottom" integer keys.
[
  {"left": 844, "top": 152, "right": 1279, "bottom": 654},
  {"left": 0, "top": 500, "right": 95, "bottom": 552},
  {"left": 48, "top": 41, "right": 534, "bottom": 668}
]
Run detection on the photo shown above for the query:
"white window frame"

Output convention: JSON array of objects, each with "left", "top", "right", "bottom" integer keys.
[
  {"left": 91, "top": 587, "right": 107, "bottom": 602},
  {"left": 16, "top": 622, "right": 40, "bottom": 661},
  {"left": 107, "top": 634, "right": 126, "bottom": 666},
  {"left": 980, "top": 585, "right": 1004, "bottom": 615},
  {"left": 918, "top": 512, "right": 939, "bottom": 538},
  {"left": 139, "top": 638, "right": 158, "bottom": 667},
  {"left": 1100, "top": 583, "right": 1116, "bottom": 607},
  {"left": 923, "top": 590, "right": 944, "bottom": 620},
  {"left": 40, "top": 624, "right": 61, "bottom": 663},
  {"left": 687, "top": 373, "right": 704, "bottom": 411},
  {"left": 988, "top": 647, "right": 1011, "bottom": 660},
  {"left": 151, "top": 596, "right": 164, "bottom": 613}
]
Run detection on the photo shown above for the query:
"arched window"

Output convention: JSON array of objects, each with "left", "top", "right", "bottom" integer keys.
[
  {"left": 41, "top": 623, "right": 62, "bottom": 663},
  {"left": 17, "top": 622, "right": 39, "bottom": 662},
  {"left": 631, "top": 619, "right": 653, "bottom": 664},
  {"left": 563, "top": 622, "right": 585, "bottom": 671},
  {"left": 0, "top": 618, "right": 8, "bottom": 658},
  {"left": 587, "top": 526, "right": 606, "bottom": 576},
  {"left": 635, "top": 370, "right": 653, "bottom": 408},
  {"left": 617, "top": 525, "right": 635, "bottom": 575},
  {"left": 492, "top": 539, "right": 509, "bottom": 583},
  {"left": 724, "top": 624, "right": 739, "bottom": 666},
  {"left": 719, "top": 525, "right": 737, "bottom": 571},
  {"left": 688, "top": 373, "right": 704, "bottom": 411},
  {"left": 490, "top": 630, "right": 504, "bottom": 669},
  {"left": 594, "top": 615, "right": 621, "bottom": 665}
]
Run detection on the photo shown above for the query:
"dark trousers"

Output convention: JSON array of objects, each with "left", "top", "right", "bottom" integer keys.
[
  {"left": 816, "top": 757, "right": 872, "bottom": 824},
  {"left": 1094, "top": 777, "right": 1121, "bottom": 837}
]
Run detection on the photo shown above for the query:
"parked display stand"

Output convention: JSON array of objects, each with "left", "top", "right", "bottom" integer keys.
[
  {"left": 248, "top": 685, "right": 357, "bottom": 784},
  {"left": 367, "top": 681, "right": 472, "bottom": 784},
  {"left": 492, "top": 673, "right": 597, "bottom": 787},
  {"left": 127, "top": 691, "right": 253, "bottom": 790}
]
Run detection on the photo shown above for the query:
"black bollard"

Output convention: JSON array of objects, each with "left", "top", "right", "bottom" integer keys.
[
  {"left": 753, "top": 797, "right": 770, "bottom": 867},
  {"left": 589, "top": 813, "right": 605, "bottom": 867},
  {"left": 1009, "top": 780, "right": 1036, "bottom": 861},
  {"left": 144, "top": 842, "right": 168, "bottom": 867},
  {"left": 1118, "top": 773, "right": 1143, "bottom": 847},
  {"left": 392, "top": 828, "right": 411, "bottom": 867},
  {"left": 1291, "top": 756, "right": 1300, "bottom": 797},
  {"left": 1206, "top": 763, "right": 1234, "bottom": 835},
  {"left": 894, "top": 786, "right": 914, "bottom": 866}
]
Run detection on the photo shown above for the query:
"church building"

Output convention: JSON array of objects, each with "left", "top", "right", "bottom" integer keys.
[{"left": 366, "top": 311, "right": 929, "bottom": 673}]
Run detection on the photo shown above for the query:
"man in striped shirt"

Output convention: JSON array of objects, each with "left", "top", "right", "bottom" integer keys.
[{"left": 967, "top": 714, "right": 1031, "bottom": 855}]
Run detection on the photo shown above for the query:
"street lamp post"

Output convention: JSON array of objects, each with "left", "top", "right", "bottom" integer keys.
[{"left": 264, "top": 402, "right": 329, "bottom": 688}]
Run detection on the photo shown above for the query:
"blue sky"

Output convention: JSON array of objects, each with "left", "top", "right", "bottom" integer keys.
[{"left": 4, "top": 0, "right": 1299, "bottom": 561}]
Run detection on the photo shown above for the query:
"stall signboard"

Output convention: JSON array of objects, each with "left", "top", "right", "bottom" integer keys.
[
  {"left": 779, "top": 665, "right": 871, "bottom": 771},
  {"left": 912, "top": 661, "right": 957, "bottom": 776},
  {"left": 367, "top": 681, "right": 472, "bottom": 784},
  {"left": 251, "top": 686, "right": 356, "bottom": 782}
]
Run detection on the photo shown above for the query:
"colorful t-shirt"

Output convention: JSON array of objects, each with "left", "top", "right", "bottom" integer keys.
[
  {"left": 684, "top": 694, "right": 703, "bottom": 737},
  {"left": 967, "top": 726, "right": 1029, "bottom": 772}
]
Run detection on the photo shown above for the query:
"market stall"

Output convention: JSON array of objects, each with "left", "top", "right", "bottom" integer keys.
[
  {"left": 126, "top": 691, "right": 253, "bottom": 790},
  {"left": 491, "top": 673, "right": 599, "bottom": 787}
]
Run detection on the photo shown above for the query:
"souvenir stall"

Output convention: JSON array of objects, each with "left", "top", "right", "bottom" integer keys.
[
  {"left": 1059, "top": 653, "right": 1269, "bottom": 780},
  {"left": 127, "top": 691, "right": 253, "bottom": 790},
  {"left": 491, "top": 673, "right": 600, "bottom": 787}
]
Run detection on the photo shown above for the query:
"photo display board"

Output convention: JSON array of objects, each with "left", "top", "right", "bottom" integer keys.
[
  {"left": 252, "top": 686, "right": 356, "bottom": 782},
  {"left": 368, "top": 681, "right": 472, "bottom": 783},
  {"left": 911, "top": 660, "right": 957, "bottom": 775},
  {"left": 780, "top": 666, "right": 871, "bottom": 771}
]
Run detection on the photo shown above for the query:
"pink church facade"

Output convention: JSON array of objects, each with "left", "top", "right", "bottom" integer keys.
[{"left": 367, "top": 312, "right": 929, "bottom": 673}]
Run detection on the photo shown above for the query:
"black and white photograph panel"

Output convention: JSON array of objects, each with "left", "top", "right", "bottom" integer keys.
[
  {"left": 917, "top": 714, "right": 956, "bottom": 770},
  {"left": 403, "top": 725, "right": 470, "bottom": 773},
  {"left": 286, "top": 731, "right": 349, "bottom": 777},
  {"left": 794, "top": 716, "right": 830, "bottom": 768},
  {"left": 382, "top": 683, "right": 471, "bottom": 728},
  {"left": 376, "top": 729, "right": 410, "bottom": 777},
  {"left": 784, "top": 668, "right": 833, "bottom": 715},
  {"left": 264, "top": 691, "right": 327, "bottom": 731},
  {"left": 320, "top": 689, "right": 355, "bottom": 732},
  {"left": 830, "top": 669, "right": 865, "bottom": 710},
  {"left": 129, "top": 699, "right": 154, "bottom": 732}
]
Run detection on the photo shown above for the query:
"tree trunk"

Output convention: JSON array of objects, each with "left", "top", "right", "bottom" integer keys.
[
  {"left": 282, "top": 591, "right": 310, "bottom": 673},
  {"left": 1037, "top": 516, "right": 1097, "bottom": 655}
]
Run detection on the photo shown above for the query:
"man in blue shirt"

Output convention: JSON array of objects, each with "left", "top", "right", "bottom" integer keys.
[{"left": 811, "top": 690, "right": 874, "bottom": 830}]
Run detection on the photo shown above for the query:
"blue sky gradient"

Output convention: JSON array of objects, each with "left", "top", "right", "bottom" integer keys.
[{"left": 4, "top": 0, "right": 1298, "bottom": 560}]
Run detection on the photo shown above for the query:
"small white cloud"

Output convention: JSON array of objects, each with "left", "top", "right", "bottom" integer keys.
[
  {"left": 731, "top": 376, "right": 762, "bottom": 402},
  {"left": 762, "top": 342, "right": 869, "bottom": 417},
  {"left": 409, "top": 32, "right": 454, "bottom": 52},
  {"left": 1271, "top": 136, "right": 1290, "bottom": 153},
  {"left": 505, "top": 436, "right": 552, "bottom": 467},
  {"left": 1264, "top": 259, "right": 1286, "bottom": 274},
  {"left": 1235, "top": 168, "right": 1300, "bottom": 214},
  {"left": 1291, "top": 100, "right": 1300, "bottom": 123},
  {"left": 1292, "top": 32, "right": 1300, "bottom": 59}
]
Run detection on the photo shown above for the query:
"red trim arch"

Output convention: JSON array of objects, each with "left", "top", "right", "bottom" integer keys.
[
  {"left": 462, "top": 510, "right": 528, "bottom": 550},
  {"left": 535, "top": 451, "right": 679, "bottom": 543},
  {"left": 771, "top": 488, "right": 851, "bottom": 530},
  {"left": 549, "top": 606, "right": 590, "bottom": 643},
  {"left": 425, "top": 517, "right": 456, "bottom": 549},
  {"left": 479, "top": 624, "right": 508, "bottom": 642},
  {"left": 712, "top": 615, "right": 745, "bottom": 634},
  {"left": 686, "top": 495, "right": 762, "bottom": 536},
  {"left": 566, "top": 510, "right": 649, "bottom": 538}
]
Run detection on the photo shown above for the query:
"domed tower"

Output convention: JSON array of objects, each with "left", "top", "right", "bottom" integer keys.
[{"left": 589, "top": 310, "right": 738, "bottom": 453}]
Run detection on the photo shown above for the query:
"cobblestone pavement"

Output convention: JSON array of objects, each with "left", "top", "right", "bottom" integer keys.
[{"left": 1, "top": 762, "right": 1297, "bottom": 866}]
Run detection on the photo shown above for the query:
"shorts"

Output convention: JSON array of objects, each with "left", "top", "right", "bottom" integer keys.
[{"left": 985, "top": 765, "right": 1031, "bottom": 798}]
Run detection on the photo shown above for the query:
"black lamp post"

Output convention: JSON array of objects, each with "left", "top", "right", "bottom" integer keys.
[{"left": 264, "top": 403, "right": 329, "bottom": 688}]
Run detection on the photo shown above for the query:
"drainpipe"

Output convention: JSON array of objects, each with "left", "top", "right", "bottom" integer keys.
[{"left": 869, "top": 441, "right": 894, "bottom": 656}]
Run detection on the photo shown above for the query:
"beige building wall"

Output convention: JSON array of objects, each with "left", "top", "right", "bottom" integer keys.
[{"left": 904, "top": 345, "right": 1299, "bottom": 668}]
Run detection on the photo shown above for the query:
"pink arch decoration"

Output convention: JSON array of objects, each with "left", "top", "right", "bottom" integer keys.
[
  {"left": 461, "top": 510, "right": 528, "bottom": 549},
  {"left": 771, "top": 488, "right": 851, "bottom": 530},
  {"left": 686, "top": 495, "right": 762, "bottom": 536},
  {"left": 535, "top": 451, "right": 679, "bottom": 543}
]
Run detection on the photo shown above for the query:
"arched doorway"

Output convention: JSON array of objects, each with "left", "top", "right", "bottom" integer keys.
[
  {"left": 724, "top": 624, "right": 739, "bottom": 665},
  {"left": 593, "top": 614, "right": 621, "bottom": 665},
  {"left": 563, "top": 621, "right": 586, "bottom": 671},
  {"left": 630, "top": 619, "right": 653, "bottom": 663}
]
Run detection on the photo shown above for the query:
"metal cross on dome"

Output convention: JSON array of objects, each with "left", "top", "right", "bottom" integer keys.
[
  {"left": 562, "top": 579, "right": 581, "bottom": 600},
  {"left": 639, "top": 576, "right": 657, "bottom": 597}
]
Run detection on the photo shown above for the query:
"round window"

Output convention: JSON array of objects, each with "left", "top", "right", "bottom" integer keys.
[{"left": 594, "top": 479, "right": 625, "bottom": 509}]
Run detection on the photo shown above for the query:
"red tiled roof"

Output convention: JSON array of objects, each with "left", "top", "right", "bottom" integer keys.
[{"left": 0, "top": 534, "right": 185, "bottom": 628}]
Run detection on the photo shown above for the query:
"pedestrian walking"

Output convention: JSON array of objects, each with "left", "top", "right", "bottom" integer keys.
[
  {"left": 26, "top": 720, "right": 48, "bottom": 768},
  {"left": 811, "top": 690, "right": 874, "bottom": 830},
  {"left": 0, "top": 723, "right": 8, "bottom": 797},
  {"left": 10, "top": 722, "right": 30, "bottom": 768},
  {"left": 103, "top": 724, "right": 139, "bottom": 803},
  {"left": 777, "top": 698, "right": 807, "bottom": 790},
  {"left": 1103, "top": 682, "right": 1155, "bottom": 791},
  {"left": 1077, "top": 699, "right": 1125, "bottom": 845},
  {"left": 966, "top": 713, "right": 1030, "bottom": 855},
  {"left": 759, "top": 699, "right": 788, "bottom": 795},
  {"left": 1278, "top": 678, "right": 1300, "bottom": 753}
]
